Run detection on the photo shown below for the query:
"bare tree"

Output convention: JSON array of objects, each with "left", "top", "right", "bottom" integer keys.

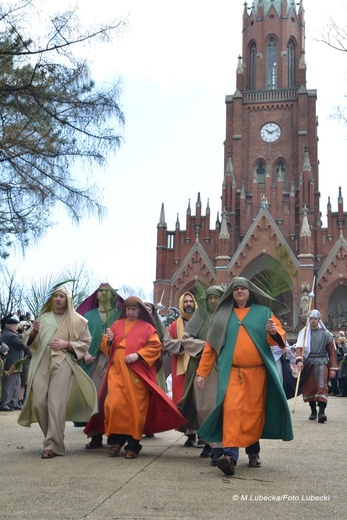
[
  {"left": 118, "top": 285, "right": 153, "bottom": 303},
  {"left": 0, "top": 266, "right": 26, "bottom": 318},
  {"left": 23, "top": 260, "right": 98, "bottom": 315},
  {"left": 318, "top": 17, "right": 347, "bottom": 52},
  {"left": 24, "top": 273, "right": 63, "bottom": 318},
  {"left": 63, "top": 260, "right": 99, "bottom": 307},
  {"left": 317, "top": 17, "right": 347, "bottom": 125}
]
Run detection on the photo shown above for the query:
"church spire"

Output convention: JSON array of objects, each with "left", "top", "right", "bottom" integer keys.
[
  {"left": 338, "top": 186, "right": 343, "bottom": 204},
  {"left": 187, "top": 199, "right": 191, "bottom": 215},
  {"left": 253, "top": 0, "right": 285, "bottom": 16},
  {"left": 175, "top": 213, "right": 180, "bottom": 230},
  {"left": 196, "top": 192, "right": 202, "bottom": 208},
  {"left": 158, "top": 203, "right": 166, "bottom": 227},
  {"left": 243, "top": 1, "right": 248, "bottom": 18}
]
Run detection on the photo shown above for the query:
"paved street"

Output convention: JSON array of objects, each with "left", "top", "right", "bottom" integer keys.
[{"left": 1, "top": 395, "right": 346, "bottom": 520}]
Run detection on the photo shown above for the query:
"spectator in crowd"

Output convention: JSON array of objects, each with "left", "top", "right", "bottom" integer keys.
[
  {"left": 0, "top": 317, "right": 29, "bottom": 411},
  {"left": 335, "top": 334, "right": 347, "bottom": 397},
  {"left": 1, "top": 313, "right": 18, "bottom": 332},
  {"left": 272, "top": 342, "right": 300, "bottom": 399},
  {"left": 0, "top": 341, "right": 9, "bottom": 404},
  {"left": 330, "top": 335, "right": 341, "bottom": 396},
  {"left": 17, "top": 318, "right": 33, "bottom": 407}
]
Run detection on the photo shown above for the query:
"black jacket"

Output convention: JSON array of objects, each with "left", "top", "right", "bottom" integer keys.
[{"left": 0, "top": 328, "right": 27, "bottom": 372}]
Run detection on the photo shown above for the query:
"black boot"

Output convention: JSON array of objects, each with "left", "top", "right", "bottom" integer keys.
[
  {"left": 200, "top": 443, "right": 212, "bottom": 458},
  {"left": 309, "top": 402, "right": 317, "bottom": 420},
  {"left": 184, "top": 433, "right": 196, "bottom": 447},
  {"left": 342, "top": 379, "right": 347, "bottom": 397},
  {"left": 336, "top": 379, "right": 347, "bottom": 397},
  {"left": 318, "top": 402, "right": 327, "bottom": 423}
]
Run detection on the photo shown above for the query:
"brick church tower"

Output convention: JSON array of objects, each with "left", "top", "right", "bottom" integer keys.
[{"left": 154, "top": 0, "right": 347, "bottom": 335}]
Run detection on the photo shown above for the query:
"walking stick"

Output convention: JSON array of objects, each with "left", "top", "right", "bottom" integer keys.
[{"left": 291, "top": 277, "right": 316, "bottom": 413}]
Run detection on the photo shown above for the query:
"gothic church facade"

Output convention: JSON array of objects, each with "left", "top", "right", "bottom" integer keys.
[{"left": 154, "top": 0, "right": 347, "bottom": 335}]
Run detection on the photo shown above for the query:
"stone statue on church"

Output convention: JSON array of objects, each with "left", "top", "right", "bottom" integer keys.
[{"left": 300, "top": 283, "right": 310, "bottom": 316}]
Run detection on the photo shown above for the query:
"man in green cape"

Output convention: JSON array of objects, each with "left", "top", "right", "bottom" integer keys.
[
  {"left": 76, "top": 283, "right": 123, "bottom": 447},
  {"left": 196, "top": 277, "right": 293, "bottom": 476}
]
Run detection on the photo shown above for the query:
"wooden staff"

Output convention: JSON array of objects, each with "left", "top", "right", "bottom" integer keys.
[{"left": 291, "top": 277, "right": 316, "bottom": 413}]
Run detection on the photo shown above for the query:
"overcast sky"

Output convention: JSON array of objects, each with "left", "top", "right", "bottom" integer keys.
[{"left": 12, "top": 0, "right": 347, "bottom": 301}]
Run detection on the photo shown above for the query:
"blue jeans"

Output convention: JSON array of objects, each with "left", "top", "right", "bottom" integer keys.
[{"left": 223, "top": 441, "right": 260, "bottom": 463}]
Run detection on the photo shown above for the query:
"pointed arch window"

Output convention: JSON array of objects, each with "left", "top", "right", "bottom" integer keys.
[
  {"left": 256, "top": 160, "right": 266, "bottom": 186},
  {"left": 250, "top": 42, "right": 257, "bottom": 90},
  {"left": 287, "top": 39, "right": 295, "bottom": 88},
  {"left": 266, "top": 37, "right": 278, "bottom": 89}
]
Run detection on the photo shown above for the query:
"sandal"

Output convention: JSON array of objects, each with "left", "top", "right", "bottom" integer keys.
[
  {"left": 108, "top": 444, "right": 121, "bottom": 457},
  {"left": 124, "top": 450, "right": 138, "bottom": 459},
  {"left": 41, "top": 450, "right": 56, "bottom": 459},
  {"left": 85, "top": 436, "right": 103, "bottom": 449}
]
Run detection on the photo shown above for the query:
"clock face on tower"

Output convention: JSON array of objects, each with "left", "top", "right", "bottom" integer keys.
[{"left": 260, "top": 122, "right": 281, "bottom": 142}]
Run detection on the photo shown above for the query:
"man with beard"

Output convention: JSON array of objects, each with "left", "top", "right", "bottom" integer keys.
[
  {"left": 295, "top": 309, "right": 338, "bottom": 423},
  {"left": 166, "top": 291, "right": 197, "bottom": 446},
  {"left": 76, "top": 283, "right": 123, "bottom": 447},
  {"left": 77, "top": 284, "right": 123, "bottom": 390},
  {"left": 18, "top": 287, "right": 97, "bottom": 459},
  {"left": 177, "top": 285, "right": 224, "bottom": 460}
]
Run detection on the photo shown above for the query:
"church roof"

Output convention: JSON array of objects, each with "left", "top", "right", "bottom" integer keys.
[{"left": 252, "top": 0, "right": 296, "bottom": 16}]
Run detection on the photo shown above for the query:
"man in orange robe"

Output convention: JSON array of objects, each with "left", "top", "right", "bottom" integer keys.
[
  {"left": 84, "top": 296, "right": 186, "bottom": 458},
  {"left": 196, "top": 277, "right": 293, "bottom": 476}
]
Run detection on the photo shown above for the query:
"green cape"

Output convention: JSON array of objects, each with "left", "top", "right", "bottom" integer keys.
[{"left": 198, "top": 304, "right": 293, "bottom": 443}]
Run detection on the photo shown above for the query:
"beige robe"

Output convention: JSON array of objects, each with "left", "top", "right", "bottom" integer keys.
[{"left": 18, "top": 310, "right": 98, "bottom": 454}]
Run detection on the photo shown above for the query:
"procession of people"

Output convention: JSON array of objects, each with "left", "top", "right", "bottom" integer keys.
[{"left": 0, "top": 277, "right": 344, "bottom": 477}]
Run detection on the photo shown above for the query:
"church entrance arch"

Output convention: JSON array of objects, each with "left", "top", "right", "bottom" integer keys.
[{"left": 240, "top": 253, "right": 298, "bottom": 330}]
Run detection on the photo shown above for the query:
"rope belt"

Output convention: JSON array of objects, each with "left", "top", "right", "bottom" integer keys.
[{"left": 232, "top": 363, "right": 265, "bottom": 384}]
